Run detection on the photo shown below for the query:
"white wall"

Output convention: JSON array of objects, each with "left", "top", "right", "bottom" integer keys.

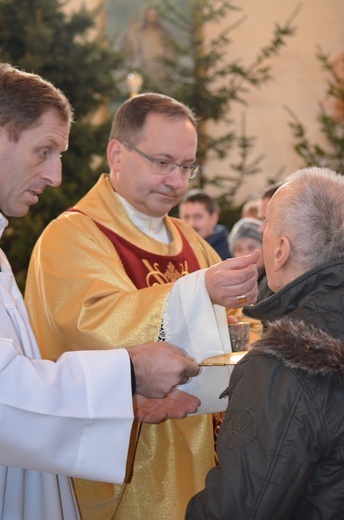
[{"left": 206, "top": 0, "right": 344, "bottom": 203}]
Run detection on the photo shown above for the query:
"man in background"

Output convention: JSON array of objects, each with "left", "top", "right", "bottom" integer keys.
[
  {"left": 241, "top": 198, "right": 259, "bottom": 219},
  {"left": 179, "top": 189, "right": 232, "bottom": 259},
  {"left": 26, "top": 92, "right": 259, "bottom": 519}
]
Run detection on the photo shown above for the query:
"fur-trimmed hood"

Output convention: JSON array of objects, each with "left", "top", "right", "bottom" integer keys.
[
  {"left": 250, "top": 318, "right": 344, "bottom": 382},
  {"left": 244, "top": 259, "right": 344, "bottom": 343}
]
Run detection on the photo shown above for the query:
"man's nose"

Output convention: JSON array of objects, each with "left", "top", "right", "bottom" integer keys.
[
  {"left": 45, "top": 158, "right": 62, "bottom": 188},
  {"left": 164, "top": 165, "right": 185, "bottom": 189},
  {"left": 187, "top": 216, "right": 197, "bottom": 228}
]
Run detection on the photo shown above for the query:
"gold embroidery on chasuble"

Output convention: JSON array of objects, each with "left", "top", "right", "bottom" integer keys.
[
  {"left": 92, "top": 221, "right": 202, "bottom": 288},
  {"left": 143, "top": 260, "right": 190, "bottom": 285}
]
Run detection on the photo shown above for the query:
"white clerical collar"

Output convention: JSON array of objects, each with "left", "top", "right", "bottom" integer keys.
[
  {"left": 0, "top": 213, "right": 9, "bottom": 239},
  {"left": 116, "top": 193, "right": 170, "bottom": 244}
]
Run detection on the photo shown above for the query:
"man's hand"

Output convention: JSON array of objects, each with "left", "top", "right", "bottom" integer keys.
[
  {"left": 205, "top": 250, "right": 260, "bottom": 307},
  {"left": 129, "top": 342, "right": 200, "bottom": 399},
  {"left": 133, "top": 388, "right": 201, "bottom": 423}
]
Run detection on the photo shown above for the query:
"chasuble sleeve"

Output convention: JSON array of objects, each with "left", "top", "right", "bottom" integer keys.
[{"left": 164, "top": 269, "right": 232, "bottom": 414}]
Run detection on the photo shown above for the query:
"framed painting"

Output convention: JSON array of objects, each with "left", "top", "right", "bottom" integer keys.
[{"left": 105, "top": 1, "right": 188, "bottom": 96}]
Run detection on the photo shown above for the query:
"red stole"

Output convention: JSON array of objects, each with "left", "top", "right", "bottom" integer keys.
[
  {"left": 94, "top": 221, "right": 201, "bottom": 288},
  {"left": 68, "top": 209, "right": 201, "bottom": 289}
]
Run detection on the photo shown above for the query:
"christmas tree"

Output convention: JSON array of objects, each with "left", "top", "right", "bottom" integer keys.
[{"left": 0, "top": 0, "right": 123, "bottom": 288}]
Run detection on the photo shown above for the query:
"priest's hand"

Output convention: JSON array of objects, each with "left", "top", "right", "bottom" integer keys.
[
  {"left": 129, "top": 342, "right": 200, "bottom": 399},
  {"left": 133, "top": 388, "right": 201, "bottom": 424},
  {"left": 205, "top": 250, "right": 260, "bottom": 308}
]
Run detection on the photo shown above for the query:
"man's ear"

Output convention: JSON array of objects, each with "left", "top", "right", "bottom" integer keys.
[
  {"left": 107, "top": 139, "right": 121, "bottom": 170},
  {"left": 273, "top": 236, "right": 291, "bottom": 271}
]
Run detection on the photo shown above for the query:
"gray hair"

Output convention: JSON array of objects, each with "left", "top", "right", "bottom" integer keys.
[{"left": 270, "top": 167, "right": 344, "bottom": 271}]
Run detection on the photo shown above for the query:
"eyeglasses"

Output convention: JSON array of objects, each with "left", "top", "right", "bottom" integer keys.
[{"left": 121, "top": 141, "right": 200, "bottom": 180}]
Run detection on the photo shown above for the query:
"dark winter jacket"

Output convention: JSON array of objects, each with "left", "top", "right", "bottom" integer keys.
[
  {"left": 206, "top": 224, "right": 232, "bottom": 260},
  {"left": 186, "top": 259, "right": 344, "bottom": 519}
]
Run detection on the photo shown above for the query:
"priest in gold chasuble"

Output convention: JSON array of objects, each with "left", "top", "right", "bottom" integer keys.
[{"left": 25, "top": 94, "right": 259, "bottom": 520}]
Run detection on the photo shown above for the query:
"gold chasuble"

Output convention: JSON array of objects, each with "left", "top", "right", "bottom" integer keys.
[{"left": 25, "top": 174, "right": 221, "bottom": 520}]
